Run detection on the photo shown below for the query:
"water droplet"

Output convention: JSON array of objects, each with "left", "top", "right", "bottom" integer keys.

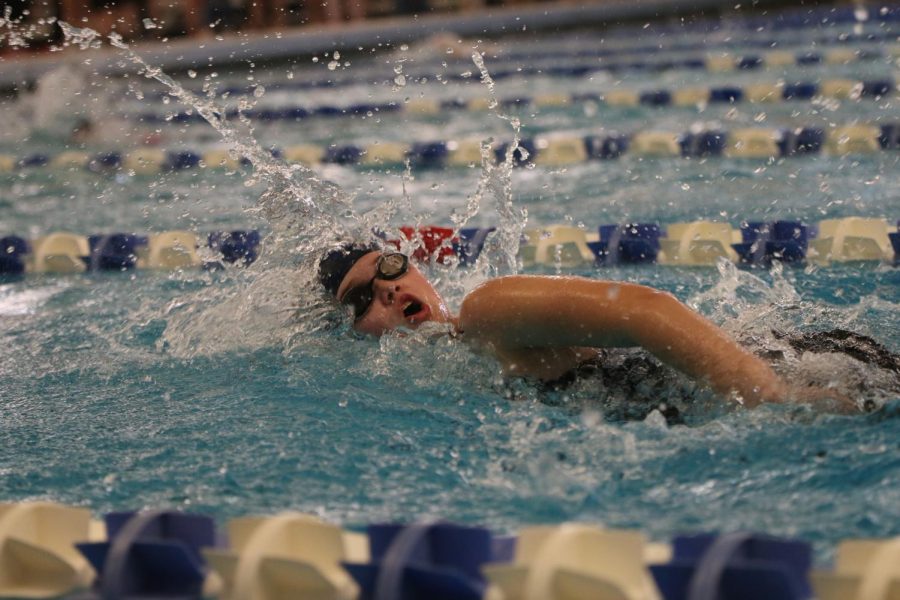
[
  {"left": 142, "top": 18, "right": 157, "bottom": 29},
  {"left": 327, "top": 60, "right": 338, "bottom": 70},
  {"left": 681, "top": 183, "right": 690, "bottom": 190},
  {"left": 253, "top": 85, "right": 265, "bottom": 98},
  {"left": 394, "top": 74, "right": 406, "bottom": 86},
  {"left": 187, "top": 69, "right": 197, "bottom": 78},
  {"left": 333, "top": 50, "right": 341, "bottom": 60},
  {"left": 312, "top": 56, "right": 319, "bottom": 63}
]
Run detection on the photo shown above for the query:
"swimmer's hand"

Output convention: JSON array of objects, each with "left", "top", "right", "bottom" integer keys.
[{"left": 787, "top": 385, "right": 859, "bottom": 414}]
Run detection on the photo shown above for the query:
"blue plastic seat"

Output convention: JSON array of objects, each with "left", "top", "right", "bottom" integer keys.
[
  {"left": 640, "top": 90, "right": 673, "bottom": 107},
  {"left": 890, "top": 221, "right": 900, "bottom": 265},
  {"left": 343, "top": 522, "right": 512, "bottom": 600},
  {"left": 76, "top": 510, "right": 216, "bottom": 599},
  {"left": 207, "top": 230, "right": 261, "bottom": 265},
  {"left": 348, "top": 102, "right": 399, "bottom": 116},
  {"left": 738, "top": 56, "right": 763, "bottom": 69},
  {"left": 680, "top": 131, "right": 726, "bottom": 158},
  {"left": 253, "top": 108, "right": 285, "bottom": 122},
  {"left": 860, "top": 80, "right": 893, "bottom": 98},
  {"left": 454, "top": 227, "right": 496, "bottom": 266},
  {"left": 325, "top": 144, "right": 364, "bottom": 165},
  {"left": 732, "top": 221, "right": 809, "bottom": 266},
  {"left": 19, "top": 154, "right": 49, "bottom": 168},
  {"left": 313, "top": 105, "right": 344, "bottom": 117},
  {"left": 87, "top": 234, "right": 145, "bottom": 271},
  {"left": 0, "top": 235, "right": 29, "bottom": 275},
  {"left": 651, "top": 532, "right": 812, "bottom": 600},
  {"left": 879, "top": 124, "right": 900, "bottom": 150},
  {"left": 779, "top": 128, "right": 825, "bottom": 156},
  {"left": 709, "top": 87, "right": 743, "bottom": 103},
  {"left": 782, "top": 82, "right": 818, "bottom": 100},
  {"left": 584, "top": 133, "right": 630, "bottom": 159},
  {"left": 284, "top": 106, "right": 310, "bottom": 120},
  {"left": 440, "top": 99, "right": 468, "bottom": 111},
  {"left": 408, "top": 142, "right": 449, "bottom": 169},
  {"left": 796, "top": 52, "right": 822, "bottom": 65},
  {"left": 500, "top": 97, "right": 532, "bottom": 109},
  {"left": 590, "top": 223, "right": 663, "bottom": 265},
  {"left": 166, "top": 151, "right": 202, "bottom": 171}
]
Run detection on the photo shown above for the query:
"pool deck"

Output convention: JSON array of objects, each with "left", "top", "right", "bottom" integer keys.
[{"left": 0, "top": 0, "right": 743, "bottom": 90}]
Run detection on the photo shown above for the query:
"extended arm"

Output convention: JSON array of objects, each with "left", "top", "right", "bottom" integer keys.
[{"left": 458, "top": 276, "right": 787, "bottom": 406}]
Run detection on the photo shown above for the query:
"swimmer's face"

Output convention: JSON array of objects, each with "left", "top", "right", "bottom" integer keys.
[{"left": 336, "top": 251, "right": 451, "bottom": 336}]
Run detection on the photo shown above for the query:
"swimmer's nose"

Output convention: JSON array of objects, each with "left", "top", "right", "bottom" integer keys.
[{"left": 374, "top": 280, "right": 400, "bottom": 306}]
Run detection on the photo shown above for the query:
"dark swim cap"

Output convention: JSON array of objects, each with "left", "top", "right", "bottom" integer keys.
[{"left": 318, "top": 242, "right": 379, "bottom": 297}]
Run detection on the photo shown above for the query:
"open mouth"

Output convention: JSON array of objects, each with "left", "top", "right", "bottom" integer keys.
[{"left": 402, "top": 300, "right": 423, "bottom": 318}]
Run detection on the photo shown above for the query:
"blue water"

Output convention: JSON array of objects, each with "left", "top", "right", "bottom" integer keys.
[{"left": 1, "top": 12, "right": 899, "bottom": 562}]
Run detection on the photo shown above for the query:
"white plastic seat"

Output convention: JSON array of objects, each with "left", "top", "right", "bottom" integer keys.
[
  {"left": 811, "top": 537, "right": 900, "bottom": 600},
  {"left": 825, "top": 125, "right": 881, "bottom": 155},
  {"left": 203, "top": 512, "right": 365, "bottom": 600},
  {"left": 603, "top": 90, "right": 640, "bottom": 106},
  {"left": 705, "top": 54, "right": 735, "bottom": 71},
  {"left": 534, "top": 94, "right": 570, "bottom": 108},
  {"left": 483, "top": 524, "right": 661, "bottom": 600},
  {"left": 30, "top": 232, "right": 89, "bottom": 274},
  {"left": 658, "top": 221, "right": 738, "bottom": 265},
  {"left": 519, "top": 225, "right": 594, "bottom": 268},
  {"left": 819, "top": 79, "right": 860, "bottom": 100},
  {"left": 51, "top": 151, "right": 90, "bottom": 169},
  {"left": 808, "top": 218, "right": 891, "bottom": 263},
  {"left": 447, "top": 138, "right": 489, "bottom": 166},
  {"left": 361, "top": 142, "right": 409, "bottom": 166},
  {"left": 763, "top": 50, "right": 796, "bottom": 66},
  {"left": 282, "top": 145, "right": 324, "bottom": 165},
  {"left": 144, "top": 231, "right": 201, "bottom": 269},
  {"left": 405, "top": 98, "right": 440, "bottom": 114},
  {"left": 202, "top": 149, "right": 241, "bottom": 169},
  {"left": 534, "top": 137, "right": 588, "bottom": 166},
  {"left": 123, "top": 148, "right": 166, "bottom": 174},
  {"left": 672, "top": 87, "right": 709, "bottom": 106},
  {"left": 0, "top": 502, "right": 95, "bottom": 598},
  {"left": 744, "top": 83, "right": 782, "bottom": 103},
  {"left": 824, "top": 48, "right": 859, "bottom": 65},
  {"left": 629, "top": 132, "right": 681, "bottom": 157},
  {"left": 724, "top": 128, "right": 780, "bottom": 158}
]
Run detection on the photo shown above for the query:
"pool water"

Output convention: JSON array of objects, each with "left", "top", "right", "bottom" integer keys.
[{"left": 1, "top": 9, "right": 899, "bottom": 562}]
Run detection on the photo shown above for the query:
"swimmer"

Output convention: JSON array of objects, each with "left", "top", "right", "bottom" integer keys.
[{"left": 319, "top": 243, "right": 863, "bottom": 411}]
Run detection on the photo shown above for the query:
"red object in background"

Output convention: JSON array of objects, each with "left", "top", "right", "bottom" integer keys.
[{"left": 385, "top": 226, "right": 459, "bottom": 264}]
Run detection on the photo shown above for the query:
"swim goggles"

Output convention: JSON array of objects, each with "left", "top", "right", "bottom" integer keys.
[{"left": 341, "top": 252, "right": 409, "bottom": 321}]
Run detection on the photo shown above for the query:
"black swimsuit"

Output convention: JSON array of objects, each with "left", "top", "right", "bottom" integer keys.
[{"left": 530, "top": 329, "right": 899, "bottom": 422}]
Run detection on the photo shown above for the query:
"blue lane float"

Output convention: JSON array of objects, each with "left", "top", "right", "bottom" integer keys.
[
  {"left": 5, "top": 123, "right": 899, "bottom": 176},
  {"left": 133, "top": 28, "right": 898, "bottom": 103},
  {"left": 2, "top": 217, "right": 898, "bottom": 277},
  {"left": 1, "top": 501, "right": 899, "bottom": 600},
  {"left": 0, "top": 230, "right": 261, "bottom": 276},
  {"left": 129, "top": 76, "right": 898, "bottom": 127}
]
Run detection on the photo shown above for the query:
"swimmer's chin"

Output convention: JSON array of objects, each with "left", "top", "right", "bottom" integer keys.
[{"left": 378, "top": 320, "right": 455, "bottom": 339}]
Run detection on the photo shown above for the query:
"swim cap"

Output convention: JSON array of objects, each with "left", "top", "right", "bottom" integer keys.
[{"left": 318, "top": 242, "right": 379, "bottom": 297}]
